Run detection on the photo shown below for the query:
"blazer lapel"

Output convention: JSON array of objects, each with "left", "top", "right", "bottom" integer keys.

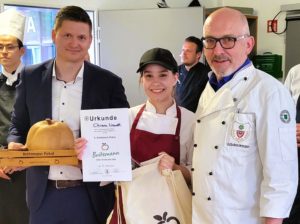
[
  {"left": 81, "top": 61, "right": 90, "bottom": 110},
  {"left": 39, "top": 60, "right": 53, "bottom": 120}
]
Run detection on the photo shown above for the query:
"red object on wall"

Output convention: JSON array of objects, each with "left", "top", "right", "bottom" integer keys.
[{"left": 267, "top": 20, "right": 278, "bottom": 33}]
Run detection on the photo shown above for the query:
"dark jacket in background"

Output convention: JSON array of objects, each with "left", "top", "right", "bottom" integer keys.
[
  {"left": 0, "top": 73, "right": 29, "bottom": 224},
  {"left": 175, "top": 62, "right": 210, "bottom": 113}
]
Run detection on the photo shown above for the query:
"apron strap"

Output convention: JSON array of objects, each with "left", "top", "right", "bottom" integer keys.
[
  {"left": 175, "top": 106, "right": 181, "bottom": 138},
  {"left": 131, "top": 104, "right": 146, "bottom": 130}
]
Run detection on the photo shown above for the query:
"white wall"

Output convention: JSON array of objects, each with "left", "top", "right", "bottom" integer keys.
[
  {"left": 1, "top": 0, "right": 297, "bottom": 75},
  {"left": 221, "top": 0, "right": 300, "bottom": 75},
  {"left": 96, "top": 0, "right": 219, "bottom": 9},
  {"left": 0, "top": 0, "right": 219, "bottom": 10},
  {"left": 0, "top": 0, "right": 96, "bottom": 10},
  {"left": 96, "top": 0, "right": 300, "bottom": 76}
]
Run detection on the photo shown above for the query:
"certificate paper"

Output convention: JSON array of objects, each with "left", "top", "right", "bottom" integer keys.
[{"left": 80, "top": 108, "right": 132, "bottom": 181}]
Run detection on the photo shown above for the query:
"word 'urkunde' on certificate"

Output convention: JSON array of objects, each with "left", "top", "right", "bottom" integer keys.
[{"left": 80, "top": 108, "right": 132, "bottom": 182}]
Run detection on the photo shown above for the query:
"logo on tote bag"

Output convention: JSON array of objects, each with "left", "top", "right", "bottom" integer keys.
[{"left": 153, "top": 211, "right": 180, "bottom": 224}]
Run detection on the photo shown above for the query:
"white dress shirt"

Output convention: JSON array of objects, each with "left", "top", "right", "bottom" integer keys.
[{"left": 48, "top": 61, "right": 84, "bottom": 180}]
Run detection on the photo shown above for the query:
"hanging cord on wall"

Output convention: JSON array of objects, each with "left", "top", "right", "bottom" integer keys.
[{"left": 271, "top": 10, "right": 288, "bottom": 35}]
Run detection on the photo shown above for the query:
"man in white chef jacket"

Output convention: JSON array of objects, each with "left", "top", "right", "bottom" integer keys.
[
  {"left": 192, "top": 7, "right": 298, "bottom": 224},
  {"left": 283, "top": 65, "right": 300, "bottom": 223}
]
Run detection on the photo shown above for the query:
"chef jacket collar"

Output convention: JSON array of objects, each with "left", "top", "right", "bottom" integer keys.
[
  {"left": 2, "top": 63, "right": 23, "bottom": 86},
  {"left": 209, "top": 58, "right": 251, "bottom": 91},
  {"left": 145, "top": 100, "right": 177, "bottom": 117}
]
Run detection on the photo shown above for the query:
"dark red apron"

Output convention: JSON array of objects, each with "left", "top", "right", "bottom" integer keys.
[
  {"left": 130, "top": 104, "right": 181, "bottom": 164},
  {"left": 110, "top": 104, "right": 181, "bottom": 224}
]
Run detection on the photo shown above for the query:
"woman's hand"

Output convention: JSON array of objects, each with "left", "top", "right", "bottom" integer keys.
[
  {"left": 75, "top": 137, "right": 87, "bottom": 160},
  {"left": 158, "top": 152, "right": 175, "bottom": 172},
  {"left": 158, "top": 152, "right": 191, "bottom": 185}
]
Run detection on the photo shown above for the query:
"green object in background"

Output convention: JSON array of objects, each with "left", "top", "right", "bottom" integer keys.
[{"left": 252, "top": 54, "right": 283, "bottom": 79}]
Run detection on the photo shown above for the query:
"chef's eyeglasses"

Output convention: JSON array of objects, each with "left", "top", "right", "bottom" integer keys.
[
  {"left": 0, "top": 44, "right": 20, "bottom": 52},
  {"left": 202, "top": 35, "right": 249, "bottom": 49}
]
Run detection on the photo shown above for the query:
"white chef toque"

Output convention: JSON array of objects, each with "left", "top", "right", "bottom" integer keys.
[{"left": 0, "top": 9, "right": 26, "bottom": 41}]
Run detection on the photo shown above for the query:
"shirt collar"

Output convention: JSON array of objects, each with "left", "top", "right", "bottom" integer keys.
[
  {"left": 2, "top": 63, "right": 24, "bottom": 86},
  {"left": 52, "top": 60, "right": 84, "bottom": 83},
  {"left": 145, "top": 100, "right": 177, "bottom": 117},
  {"left": 209, "top": 58, "right": 251, "bottom": 91}
]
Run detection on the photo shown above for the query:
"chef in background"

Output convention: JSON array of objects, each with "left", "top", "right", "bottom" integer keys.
[{"left": 0, "top": 9, "right": 28, "bottom": 224}]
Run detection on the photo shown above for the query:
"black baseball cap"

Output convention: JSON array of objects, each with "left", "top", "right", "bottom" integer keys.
[{"left": 136, "top": 48, "right": 178, "bottom": 73}]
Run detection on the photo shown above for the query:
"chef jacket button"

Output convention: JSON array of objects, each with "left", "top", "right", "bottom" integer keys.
[
  {"left": 209, "top": 171, "right": 213, "bottom": 175},
  {"left": 214, "top": 145, "right": 218, "bottom": 149},
  {"left": 221, "top": 121, "right": 226, "bottom": 125},
  {"left": 194, "top": 144, "right": 197, "bottom": 148},
  {"left": 192, "top": 192, "right": 195, "bottom": 196},
  {"left": 233, "top": 98, "right": 237, "bottom": 102},
  {"left": 207, "top": 197, "right": 211, "bottom": 201},
  {"left": 174, "top": 136, "right": 179, "bottom": 140},
  {"left": 191, "top": 168, "right": 194, "bottom": 171},
  {"left": 197, "top": 119, "right": 201, "bottom": 123},
  {"left": 244, "top": 77, "right": 248, "bottom": 81}
]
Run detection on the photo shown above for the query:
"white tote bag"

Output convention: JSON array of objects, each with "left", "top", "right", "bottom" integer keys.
[{"left": 114, "top": 160, "right": 192, "bottom": 224}]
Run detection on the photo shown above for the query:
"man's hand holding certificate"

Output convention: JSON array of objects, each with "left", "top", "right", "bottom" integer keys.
[{"left": 80, "top": 108, "right": 132, "bottom": 181}]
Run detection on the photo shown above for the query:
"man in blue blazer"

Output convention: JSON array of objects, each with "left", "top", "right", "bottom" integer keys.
[{"left": 7, "top": 6, "right": 129, "bottom": 224}]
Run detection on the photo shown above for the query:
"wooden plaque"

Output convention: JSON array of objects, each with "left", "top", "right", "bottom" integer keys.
[{"left": 0, "top": 149, "right": 78, "bottom": 166}]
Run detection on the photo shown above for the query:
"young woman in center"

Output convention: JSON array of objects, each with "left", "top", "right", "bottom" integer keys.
[
  {"left": 75, "top": 48, "right": 195, "bottom": 223},
  {"left": 129, "top": 47, "right": 195, "bottom": 183}
]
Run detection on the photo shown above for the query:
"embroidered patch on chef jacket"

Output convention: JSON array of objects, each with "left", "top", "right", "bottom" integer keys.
[
  {"left": 226, "top": 113, "right": 255, "bottom": 149},
  {"left": 231, "top": 121, "right": 250, "bottom": 142},
  {"left": 280, "top": 110, "right": 291, "bottom": 123}
]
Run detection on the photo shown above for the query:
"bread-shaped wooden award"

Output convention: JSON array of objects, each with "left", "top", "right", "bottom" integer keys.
[
  {"left": 0, "top": 119, "right": 78, "bottom": 166},
  {"left": 26, "top": 119, "right": 74, "bottom": 151}
]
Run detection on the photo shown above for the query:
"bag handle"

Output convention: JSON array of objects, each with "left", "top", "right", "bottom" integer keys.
[
  {"left": 116, "top": 184, "right": 122, "bottom": 224},
  {"left": 108, "top": 183, "right": 126, "bottom": 224},
  {"left": 164, "top": 170, "right": 187, "bottom": 224}
]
